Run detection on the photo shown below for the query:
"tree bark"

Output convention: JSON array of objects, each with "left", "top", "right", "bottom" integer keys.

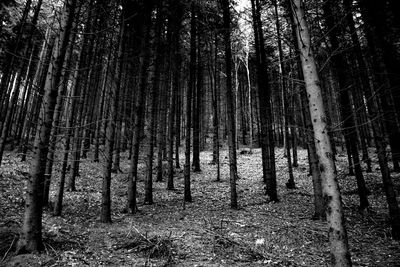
[
  {"left": 222, "top": 0, "right": 238, "bottom": 209},
  {"left": 251, "top": 0, "right": 278, "bottom": 201},
  {"left": 290, "top": 0, "right": 352, "bottom": 265},
  {"left": 17, "top": 0, "right": 76, "bottom": 253},
  {"left": 273, "top": 0, "right": 295, "bottom": 189},
  {"left": 184, "top": 2, "right": 197, "bottom": 203},
  {"left": 126, "top": 1, "right": 153, "bottom": 213},
  {"left": 144, "top": 2, "right": 165, "bottom": 204},
  {"left": 100, "top": 6, "right": 125, "bottom": 223},
  {"left": 323, "top": 0, "right": 369, "bottom": 211},
  {"left": 344, "top": 0, "right": 400, "bottom": 239}
]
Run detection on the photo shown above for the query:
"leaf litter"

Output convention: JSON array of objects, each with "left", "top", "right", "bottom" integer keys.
[{"left": 0, "top": 147, "right": 399, "bottom": 266}]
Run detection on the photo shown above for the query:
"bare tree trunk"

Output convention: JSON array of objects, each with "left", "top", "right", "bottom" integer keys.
[
  {"left": 210, "top": 33, "right": 221, "bottom": 181},
  {"left": 17, "top": 0, "right": 76, "bottom": 253},
  {"left": 67, "top": 0, "right": 96, "bottom": 191},
  {"left": 184, "top": 2, "right": 196, "bottom": 203},
  {"left": 168, "top": 1, "right": 183, "bottom": 190},
  {"left": 21, "top": 31, "right": 56, "bottom": 162},
  {"left": 126, "top": 1, "right": 153, "bottom": 214},
  {"left": 43, "top": 29, "right": 75, "bottom": 207},
  {"left": 192, "top": 6, "right": 201, "bottom": 173},
  {"left": 359, "top": 0, "right": 400, "bottom": 172},
  {"left": 100, "top": 8, "right": 125, "bottom": 223},
  {"left": 175, "top": 79, "right": 182, "bottom": 169},
  {"left": 243, "top": 40, "right": 253, "bottom": 152},
  {"left": 94, "top": 39, "right": 113, "bottom": 162},
  {"left": 144, "top": 2, "right": 165, "bottom": 204},
  {"left": 323, "top": 0, "right": 369, "bottom": 211},
  {"left": 273, "top": 0, "right": 295, "bottom": 189},
  {"left": 291, "top": 0, "right": 352, "bottom": 265},
  {"left": 251, "top": 0, "right": 278, "bottom": 201},
  {"left": 221, "top": 0, "right": 238, "bottom": 209},
  {"left": 345, "top": 0, "right": 400, "bottom": 239}
]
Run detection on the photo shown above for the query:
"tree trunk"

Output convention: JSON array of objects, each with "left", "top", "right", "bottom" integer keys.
[
  {"left": 250, "top": 0, "right": 278, "bottom": 201},
  {"left": 67, "top": 0, "right": 96, "bottom": 191},
  {"left": 291, "top": 0, "right": 352, "bottom": 265},
  {"left": 144, "top": 2, "right": 165, "bottom": 204},
  {"left": 192, "top": 6, "right": 201, "bottom": 173},
  {"left": 184, "top": 2, "right": 196, "bottom": 203},
  {"left": 359, "top": 0, "right": 400, "bottom": 172},
  {"left": 344, "top": 0, "right": 400, "bottom": 239},
  {"left": 167, "top": 1, "right": 183, "bottom": 190},
  {"left": 211, "top": 33, "right": 221, "bottom": 182},
  {"left": 323, "top": 0, "right": 369, "bottom": 211},
  {"left": 16, "top": 0, "right": 76, "bottom": 253},
  {"left": 222, "top": 0, "right": 238, "bottom": 209},
  {"left": 43, "top": 29, "right": 75, "bottom": 207},
  {"left": 126, "top": 1, "right": 153, "bottom": 214},
  {"left": 100, "top": 9, "right": 125, "bottom": 223},
  {"left": 273, "top": 0, "right": 295, "bottom": 189},
  {"left": 243, "top": 40, "right": 253, "bottom": 152}
]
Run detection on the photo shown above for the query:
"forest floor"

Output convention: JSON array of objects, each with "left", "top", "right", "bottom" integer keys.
[{"left": 1, "top": 147, "right": 400, "bottom": 266}]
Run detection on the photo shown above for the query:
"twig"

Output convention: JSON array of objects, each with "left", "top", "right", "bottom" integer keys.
[
  {"left": 46, "top": 241, "right": 63, "bottom": 263},
  {"left": 129, "top": 222, "right": 151, "bottom": 243},
  {"left": 1, "top": 235, "right": 16, "bottom": 262}
]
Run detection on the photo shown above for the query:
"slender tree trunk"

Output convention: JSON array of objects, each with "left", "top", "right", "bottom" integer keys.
[
  {"left": 144, "top": 3, "right": 165, "bottom": 204},
  {"left": 21, "top": 31, "right": 56, "bottom": 162},
  {"left": 16, "top": 0, "right": 76, "bottom": 253},
  {"left": 67, "top": 0, "right": 95, "bottom": 191},
  {"left": 192, "top": 6, "right": 201, "bottom": 173},
  {"left": 94, "top": 40, "right": 113, "bottom": 162},
  {"left": 243, "top": 40, "right": 253, "bottom": 152},
  {"left": 175, "top": 78, "right": 182, "bottom": 169},
  {"left": 323, "top": 0, "right": 369, "bottom": 211},
  {"left": 100, "top": 10, "right": 125, "bottom": 223},
  {"left": 273, "top": 0, "right": 295, "bottom": 189},
  {"left": 290, "top": 0, "right": 352, "bottom": 265},
  {"left": 184, "top": 3, "right": 197, "bottom": 203},
  {"left": 42, "top": 32, "right": 75, "bottom": 207},
  {"left": 168, "top": 2, "right": 183, "bottom": 190},
  {"left": 359, "top": 0, "right": 400, "bottom": 172},
  {"left": 0, "top": 0, "right": 33, "bottom": 135},
  {"left": 0, "top": 0, "right": 38, "bottom": 165},
  {"left": 211, "top": 34, "right": 221, "bottom": 182},
  {"left": 251, "top": 0, "right": 278, "bottom": 201},
  {"left": 344, "top": 0, "right": 400, "bottom": 239},
  {"left": 288, "top": 8, "right": 324, "bottom": 216},
  {"left": 126, "top": 2, "right": 153, "bottom": 213},
  {"left": 222, "top": 0, "right": 238, "bottom": 209}
]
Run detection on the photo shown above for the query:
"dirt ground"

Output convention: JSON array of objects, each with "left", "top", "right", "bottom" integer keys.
[{"left": 1, "top": 147, "right": 399, "bottom": 266}]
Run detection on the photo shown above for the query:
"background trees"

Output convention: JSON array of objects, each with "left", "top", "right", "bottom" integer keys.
[{"left": 0, "top": 0, "right": 399, "bottom": 264}]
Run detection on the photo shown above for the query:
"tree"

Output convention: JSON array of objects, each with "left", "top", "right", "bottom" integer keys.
[
  {"left": 250, "top": 0, "right": 278, "bottom": 202},
  {"left": 192, "top": 3, "right": 202, "bottom": 173},
  {"left": 273, "top": 0, "right": 295, "bottom": 189},
  {"left": 345, "top": 0, "right": 400, "bottom": 240},
  {"left": 0, "top": 0, "right": 34, "bottom": 166},
  {"left": 322, "top": 0, "right": 369, "bottom": 211},
  {"left": 221, "top": 0, "right": 238, "bottom": 209},
  {"left": 16, "top": 0, "right": 77, "bottom": 253},
  {"left": 290, "top": 0, "right": 352, "bottom": 265},
  {"left": 144, "top": 1, "right": 166, "bottom": 205},
  {"left": 100, "top": 3, "right": 125, "bottom": 223},
  {"left": 184, "top": 1, "right": 196, "bottom": 203},
  {"left": 167, "top": 0, "right": 184, "bottom": 190},
  {"left": 126, "top": 0, "right": 153, "bottom": 214}
]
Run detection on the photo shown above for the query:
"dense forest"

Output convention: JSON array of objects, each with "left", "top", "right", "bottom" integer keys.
[{"left": 0, "top": 0, "right": 400, "bottom": 266}]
